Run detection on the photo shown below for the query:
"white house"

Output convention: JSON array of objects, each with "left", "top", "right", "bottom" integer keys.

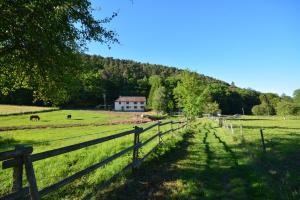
[{"left": 114, "top": 96, "right": 146, "bottom": 112}]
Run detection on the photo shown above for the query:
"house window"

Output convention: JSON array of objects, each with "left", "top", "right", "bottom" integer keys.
[
  {"left": 140, "top": 106, "right": 144, "bottom": 109},
  {"left": 134, "top": 102, "right": 137, "bottom": 104},
  {"left": 118, "top": 102, "right": 121, "bottom": 105},
  {"left": 126, "top": 102, "right": 129, "bottom": 104},
  {"left": 126, "top": 106, "right": 130, "bottom": 109},
  {"left": 140, "top": 102, "right": 144, "bottom": 105},
  {"left": 134, "top": 106, "right": 137, "bottom": 109}
]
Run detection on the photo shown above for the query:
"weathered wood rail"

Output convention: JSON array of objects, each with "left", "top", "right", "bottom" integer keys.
[{"left": 0, "top": 120, "right": 187, "bottom": 200}]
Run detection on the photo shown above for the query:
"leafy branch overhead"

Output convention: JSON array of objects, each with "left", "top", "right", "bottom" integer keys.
[{"left": 0, "top": 0, "right": 118, "bottom": 104}]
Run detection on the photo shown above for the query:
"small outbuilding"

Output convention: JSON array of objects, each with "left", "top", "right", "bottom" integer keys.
[{"left": 114, "top": 96, "right": 146, "bottom": 112}]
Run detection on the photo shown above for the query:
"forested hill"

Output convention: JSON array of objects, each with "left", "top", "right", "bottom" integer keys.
[{"left": 0, "top": 54, "right": 261, "bottom": 115}]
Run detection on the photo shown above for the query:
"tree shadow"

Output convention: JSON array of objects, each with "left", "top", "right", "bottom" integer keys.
[
  {"left": 229, "top": 118, "right": 271, "bottom": 121},
  {"left": 95, "top": 130, "right": 197, "bottom": 200},
  {"left": 0, "top": 136, "right": 51, "bottom": 152},
  {"left": 94, "top": 126, "right": 300, "bottom": 200},
  {"left": 241, "top": 125, "right": 300, "bottom": 131}
]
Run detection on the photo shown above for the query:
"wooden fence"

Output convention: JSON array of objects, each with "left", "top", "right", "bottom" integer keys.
[{"left": 0, "top": 120, "right": 187, "bottom": 200}]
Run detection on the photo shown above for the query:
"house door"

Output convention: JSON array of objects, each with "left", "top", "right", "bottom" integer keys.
[{"left": 121, "top": 106, "right": 124, "bottom": 111}]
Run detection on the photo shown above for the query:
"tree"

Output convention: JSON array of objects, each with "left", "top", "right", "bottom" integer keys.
[
  {"left": 293, "top": 89, "right": 300, "bottom": 105},
  {"left": 147, "top": 75, "right": 162, "bottom": 109},
  {"left": 152, "top": 86, "right": 167, "bottom": 113},
  {"left": 0, "top": 0, "right": 118, "bottom": 104},
  {"left": 252, "top": 104, "right": 269, "bottom": 115},
  {"left": 276, "top": 101, "right": 298, "bottom": 118},
  {"left": 174, "top": 71, "right": 207, "bottom": 119},
  {"left": 257, "top": 93, "right": 279, "bottom": 115},
  {"left": 204, "top": 102, "right": 220, "bottom": 115},
  {"left": 281, "top": 93, "right": 293, "bottom": 102}
]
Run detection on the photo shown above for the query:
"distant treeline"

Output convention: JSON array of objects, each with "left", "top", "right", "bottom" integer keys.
[
  {"left": 1, "top": 1, "right": 299, "bottom": 117},
  {"left": 0, "top": 54, "right": 265, "bottom": 115}
]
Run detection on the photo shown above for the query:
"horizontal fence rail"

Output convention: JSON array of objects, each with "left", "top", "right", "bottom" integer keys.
[
  {"left": 3, "top": 129, "right": 135, "bottom": 169},
  {"left": 0, "top": 120, "right": 187, "bottom": 200}
]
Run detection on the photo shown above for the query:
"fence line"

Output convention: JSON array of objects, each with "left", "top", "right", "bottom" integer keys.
[
  {"left": 0, "top": 120, "right": 187, "bottom": 200},
  {"left": 221, "top": 118, "right": 270, "bottom": 153}
]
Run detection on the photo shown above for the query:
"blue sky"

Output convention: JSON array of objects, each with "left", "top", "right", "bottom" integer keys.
[{"left": 87, "top": 0, "right": 300, "bottom": 96}]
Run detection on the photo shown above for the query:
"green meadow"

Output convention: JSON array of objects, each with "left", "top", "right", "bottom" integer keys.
[
  {"left": 0, "top": 109, "right": 137, "bottom": 128},
  {"left": 0, "top": 105, "right": 58, "bottom": 115},
  {"left": 0, "top": 107, "right": 180, "bottom": 199},
  {"left": 98, "top": 117, "right": 300, "bottom": 200},
  {"left": 1, "top": 109, "right": 299, "bottom": 199}
]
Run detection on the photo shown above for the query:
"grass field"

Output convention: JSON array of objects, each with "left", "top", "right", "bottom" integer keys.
[
  {"left": 0, "top": 106, "right": 180, "bottom": 199},
  {"left": 0, "top": 109, "right": 141, "bottom": 128},
  {"left": 1, "top": 114, "right": 299, "bottom": 199},
  {"left": 97, "top": 117, "right": 300, "bottom": 200},
  {"left": 0, "top": 104, "right": 58, "bottom": 115}
]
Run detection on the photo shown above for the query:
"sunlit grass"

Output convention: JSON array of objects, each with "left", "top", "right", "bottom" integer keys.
[
  {"left": 0, "top": 110, "right": 139, "bottom": 128},
  {"left": 0, "top": 110, "right": 178, "bottom": 199},
  {"left": 0, "top": 104, "right": 58, "bottom": 115}
]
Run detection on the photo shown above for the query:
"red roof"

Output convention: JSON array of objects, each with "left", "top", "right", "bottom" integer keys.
[{"left": 115, "top": 96, "right": 146, "bottom": 102}]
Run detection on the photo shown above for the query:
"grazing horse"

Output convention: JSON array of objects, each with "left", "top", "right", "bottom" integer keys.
[
  {"left": 67, "top": 115, "right": 72, "bottom": 119},
  {"left": 30, "top": 115, "right": 40, "bottom": 121}
]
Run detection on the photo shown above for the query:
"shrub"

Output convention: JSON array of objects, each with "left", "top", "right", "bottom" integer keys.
[{"left": 252, "top": 104, "right": 274, "bottom": 115}]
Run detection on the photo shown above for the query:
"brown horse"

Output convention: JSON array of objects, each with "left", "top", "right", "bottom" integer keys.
[{"left": 30, "top": 115, "right": 40, "bottom": 121}]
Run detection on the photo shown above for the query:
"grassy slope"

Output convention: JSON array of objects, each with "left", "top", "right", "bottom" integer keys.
[
  {"left": 0, "top": 104, "right": 57, "bottom": 115},
  {"left": 0, "top": 110, "right": 138, "bottom": 127},
  {"left": 97, "top": 118, "right": 300, "bottom": 200}
]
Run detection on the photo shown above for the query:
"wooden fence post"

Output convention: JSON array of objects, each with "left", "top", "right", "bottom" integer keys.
[
  {"left": 230, "top": 124, "right": 234, "bottom": 134},
  {"left": 22, "top": 146, "right": 41, "bottom": 200},
  {"left": 219, "top": 117, "right": 223, "bottom": 127},
  {"left": 158, "top": 121, "right": 162, "bottom": 144},
  {"left": 132, "top": 126, "right": 141, "bottom": 170},
  {"left": 12, "top": 145, "right": 24, "bottom": 193},
  {"left": 260, "top": 129, "right": 266, "bottom": 153},
  {"left": 24, "top": 156, "right": 40, "bottom": 200}
]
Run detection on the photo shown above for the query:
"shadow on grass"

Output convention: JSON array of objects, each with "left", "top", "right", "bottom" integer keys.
[
  {"left": 229, "top": 118, "right": 271, "bottom": 121},
  {"left": 0, "top": 136, "right": 51, "bottom": 152},
  {"left": 241, "top": 125, "right": 300, "bottom": 131},
  {"left": 94, "top": 126, "right": 300, "bottom": 200},
  {"left": 96, "top": 130, "right": 198, "bottom": 200}
]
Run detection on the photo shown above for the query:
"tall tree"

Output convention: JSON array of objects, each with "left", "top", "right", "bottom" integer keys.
[
  {"left": 174, "top": 71, "right": 207, "bottom": 119},
  {"left": 276, "top": 101, "right": 298, "bottom": 119},
  {"left": 152, "top": 86, "right": 167, "bottom": 113},
  {"left": 0, "top": 0, "right": 118, "bottom": 104},
  {"left": 147, "top": 75, "right": 162, "bottom": 109},
  {"left": 293, "top": 89, "right": 300, "bottom": 105}
]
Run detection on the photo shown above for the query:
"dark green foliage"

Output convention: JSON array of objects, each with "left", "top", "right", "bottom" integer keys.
[
  {"left": 152, "top": 86, "right": 167, "bottom": 113},
  {"left": 276, "top": 101, "right": 298, "bottom": 117},
  {"left": 147, "top": 75, "right": 162, "bottom": 109},
  {"left": 251, "top": 93, "right": 280, "bottom": 115},
  {"left": 0, "top": 0, "right": 118, "bottom": 104},
  {"left": 294, "top": 89, "right": 300, "bottom": 105},
  {"left": 252, "top": 104, "right": 271, "bottom": 116},
  {"left": 174, "top": 71, "right": 208, "bottom": 118},
  {"left": 1, "top": 53, "right": 263, "bottom": 114}
]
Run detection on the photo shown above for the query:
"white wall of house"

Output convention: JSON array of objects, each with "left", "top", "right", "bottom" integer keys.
[{"left": 114, "top": 101, "right": 145, "bottom": 111}]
